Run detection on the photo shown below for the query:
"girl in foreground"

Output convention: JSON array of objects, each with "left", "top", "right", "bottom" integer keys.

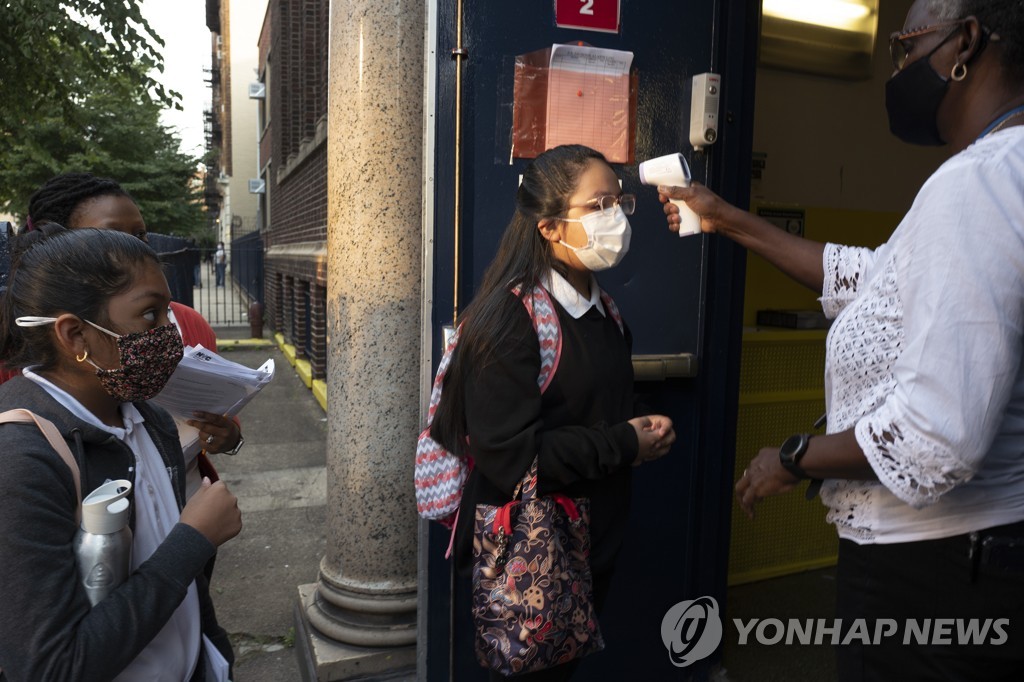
[{"left": 0, "top": 225, "right": 240, "bottom": 680}]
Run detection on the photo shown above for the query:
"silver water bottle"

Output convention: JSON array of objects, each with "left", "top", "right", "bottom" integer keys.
[{"left": 73, "top": 480, "right": 133, "bottom": 606}]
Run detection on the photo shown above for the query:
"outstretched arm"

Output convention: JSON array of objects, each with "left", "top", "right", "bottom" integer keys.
[{"left": 659, "top": 183, "right": 826, "bottom": 293}]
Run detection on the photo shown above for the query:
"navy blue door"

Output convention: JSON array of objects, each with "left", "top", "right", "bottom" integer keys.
[{"left": 426, "top": 1, "right": 759, "bottom": 678}]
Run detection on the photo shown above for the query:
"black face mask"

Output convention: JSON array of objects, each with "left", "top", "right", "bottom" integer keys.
[{"left": 885, "top": 29, "right": 960, "bottom": 146}]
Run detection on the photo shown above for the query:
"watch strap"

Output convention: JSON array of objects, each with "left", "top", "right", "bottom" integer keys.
[
  {"left": 223, "top": 435, "right": 245, "bottom": 456},
  {"left": 779, "top": 433, "right": 812, "bottom": 479}
]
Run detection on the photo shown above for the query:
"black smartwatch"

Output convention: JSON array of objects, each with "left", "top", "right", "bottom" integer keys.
[{"left": 779, "top": 433, "right": 812, "bottom": 479}]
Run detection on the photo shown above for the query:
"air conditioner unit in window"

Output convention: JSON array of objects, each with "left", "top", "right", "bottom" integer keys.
[
  {"left": 248, "top": 82, "right": 266, "bottom": 99},
  {"left": 249, "top": 179, "right": 266, "bottom": 194}
]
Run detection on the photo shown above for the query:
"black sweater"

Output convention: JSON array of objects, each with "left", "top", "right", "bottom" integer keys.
[{"left": 447, "top": 290, "right": 639, "bottom": 575}]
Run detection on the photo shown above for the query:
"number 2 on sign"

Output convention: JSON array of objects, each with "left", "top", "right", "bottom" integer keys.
[{"left": 580, "top": 0, "right": 594, "bottom": 15}]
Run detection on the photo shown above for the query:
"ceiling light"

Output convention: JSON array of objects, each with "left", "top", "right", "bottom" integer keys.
[{"left": 764, "top": 0, "right": 873, "bottom": 31}]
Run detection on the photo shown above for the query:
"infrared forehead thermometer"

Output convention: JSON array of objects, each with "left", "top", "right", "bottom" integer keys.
[{"left": 638, "top": 153, "right": 702, "bottom": 237}]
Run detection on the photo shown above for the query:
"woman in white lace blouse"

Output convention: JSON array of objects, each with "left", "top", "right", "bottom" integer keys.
[{"left": 661, "top": 1, "right": 1024, "bottom": 679}]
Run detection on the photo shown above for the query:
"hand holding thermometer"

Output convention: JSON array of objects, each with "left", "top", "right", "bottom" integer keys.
[{"left": 639, "top": 153, "right": 702, "bottom": 237}]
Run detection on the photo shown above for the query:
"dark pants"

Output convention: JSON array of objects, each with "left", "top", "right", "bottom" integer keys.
[
  {"left": 836, "top": 522, "right": 1024, "bottom": 682},
  {"left": 215, "top": 262, "right": 226, "bottom": 287}
]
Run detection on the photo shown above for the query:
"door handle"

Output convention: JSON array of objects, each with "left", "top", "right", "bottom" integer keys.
[{"left": 631, "top": 353, "right": 698, "bottom": 380}]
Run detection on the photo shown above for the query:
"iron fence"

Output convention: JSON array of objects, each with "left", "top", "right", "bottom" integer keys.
[{"left": 182, "top": 233, "right": 266, "bottom": 327}]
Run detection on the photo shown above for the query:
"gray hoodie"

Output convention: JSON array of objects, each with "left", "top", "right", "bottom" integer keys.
[{"left": 0, "top": 376, "right": 232, "bottom": 681}]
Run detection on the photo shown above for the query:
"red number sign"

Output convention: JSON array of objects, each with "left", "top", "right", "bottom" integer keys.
[{"left": 555, "top": 0, "right": 621, "bottom": 34}]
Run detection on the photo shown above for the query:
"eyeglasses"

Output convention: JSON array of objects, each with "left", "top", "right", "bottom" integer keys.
[
  {"left": 566, "top": 194, "right": 636, "bottom": 217},
  {"left": 888, "top": 20, "right": 963, "bottom": 71}
]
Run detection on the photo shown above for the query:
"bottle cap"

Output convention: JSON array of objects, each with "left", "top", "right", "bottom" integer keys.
[{"left": 81, "top": 480, "right": 132, "bottom": 534}]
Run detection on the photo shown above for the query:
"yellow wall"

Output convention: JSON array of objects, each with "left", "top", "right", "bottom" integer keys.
[
  {"left": 742, "top": 205, "right": 901, "bottom": 326},
  {"left": 730, "top": 330, "right": 837, "bottom": 584}
]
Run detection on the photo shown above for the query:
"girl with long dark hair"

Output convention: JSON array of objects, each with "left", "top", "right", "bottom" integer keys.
[{"left": 433, "top": 144, "right": 675, "bottom": 680}]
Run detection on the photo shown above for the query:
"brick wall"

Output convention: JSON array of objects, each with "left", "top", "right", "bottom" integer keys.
[
  {"left": 258, "top": 8, "right": 270, "bottom": 76},
  {"left": 258, "top": 6, "right": 271, "bottom": 169},
  {"left": 267, "top": 0, "right": 327, "bottom": 167},
  {"left": 264, "top": 253, "right": 327, "bottom": 379},
  {"left": 220, "top": 0, "right": 232, "bottom": 176},
  {"left": 308, "top": 281, "right": 327, "bottom": 378},
  {"left": 260, "top": 0, "right": 330, "bottom": 382},
  {"left": 272, "top": 145, "right": 327, "bottom": 246}
]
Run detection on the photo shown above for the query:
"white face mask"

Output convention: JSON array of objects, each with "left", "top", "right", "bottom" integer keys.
[{"left": 559, "top": 206, "right": 632, "bottom": 271}]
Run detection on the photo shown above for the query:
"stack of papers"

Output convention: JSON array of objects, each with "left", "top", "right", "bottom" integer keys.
[{"left": 151, "top": 345, "right": 275, "bottom": 456}]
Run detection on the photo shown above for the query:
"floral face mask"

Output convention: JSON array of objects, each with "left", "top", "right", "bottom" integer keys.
[{"left": 16, "top": 316, "right": 184, "bottom": 402}]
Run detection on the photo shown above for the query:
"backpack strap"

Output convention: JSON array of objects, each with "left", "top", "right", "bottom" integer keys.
[
  {"left": 513, "top": 284, "right": 563, "bottom": 393},
  {"left": 418, "top": 286, "right": 563, "bottom": 546},
  {"left": 427, "top": 284, "right": 559, "bottom": 426},
  {"left": 0, "top": 409, "right": 82, "bottom": 525},
  {"left": 422, "top": 327, "right": 460, "bottom": 436},
  {"left": 518, "top": 284, "right": 625, "bottom": 387},
  {"left": 599, "top": 290, "right": 625, "bottom": 335}
]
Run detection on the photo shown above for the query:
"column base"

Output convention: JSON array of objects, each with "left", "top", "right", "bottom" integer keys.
[{"left": 294, "top": 584, "right": 416, "bottom": 681}]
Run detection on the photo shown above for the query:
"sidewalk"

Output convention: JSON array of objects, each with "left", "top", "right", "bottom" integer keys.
[{"left": 205, "top": 336, "right": 327, "bottom": 681}]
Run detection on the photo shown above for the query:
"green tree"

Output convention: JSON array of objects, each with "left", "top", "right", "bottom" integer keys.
[
  {"left": 0, "top": 2, "right": 209, "bottom": 240},
  {"left": 0, "top": 0, "right": 178, "bottom": 128},
  {"left": 0, "top": 69, "right": 207, "bottom": 240}
]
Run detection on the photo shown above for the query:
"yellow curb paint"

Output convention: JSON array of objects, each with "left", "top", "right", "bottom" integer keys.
[
  {"left": 272, "top": 331, "right": 325, "bottom": 411},
  {"left": 281, "top": 344, "right": 297, "bottom": 367},
  {"left": 295, "top": 358, "right": 313, "bottom": 388},
  {"left": 312, "top": 380, "right": 327, "bottom": 413}
]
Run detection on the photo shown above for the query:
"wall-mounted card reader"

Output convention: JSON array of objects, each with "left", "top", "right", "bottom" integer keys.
[{"left": 689, "top": 72, "right": 720, "bottom": 151}]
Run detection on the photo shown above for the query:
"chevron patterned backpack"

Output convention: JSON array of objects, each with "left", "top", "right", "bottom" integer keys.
[{"left": 415, "top": 283, "right": 623, "bottom": 535}]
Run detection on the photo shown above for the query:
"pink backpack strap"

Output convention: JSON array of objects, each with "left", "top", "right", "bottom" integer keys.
[
  {"left": 0, "top": 409, "right": 82, "bottom": 525},
  {"left": 424, "top": 326, "right": 460, "bottom": 426},
  {"left": 416, "top": 326, "right": 468, "bottom": 526},
  {"left": 599, "top": 290, "right": 625, "bottom": 335},
  {"left": 513, "top": 284, "right": 563, "bottom": 393},
  {"left": 444, "top": 506, "right": 461, "bottom": 559}
]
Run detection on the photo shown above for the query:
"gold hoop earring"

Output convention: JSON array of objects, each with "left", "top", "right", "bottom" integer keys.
[
  {"left": 951, "top": 62, "right": 968, "bottom": 81},
  {"left": 76, "top": 350, "right": 89, "bottom": 363}
]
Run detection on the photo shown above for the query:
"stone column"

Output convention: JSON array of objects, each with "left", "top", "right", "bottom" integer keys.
[{"left": 295, "top": 0, "right": 423, "bottom": 679}]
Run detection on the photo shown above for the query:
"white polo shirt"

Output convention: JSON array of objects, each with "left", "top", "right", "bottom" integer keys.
[{"left": 23, "top": 369, "right": 201, "bottom": 680}]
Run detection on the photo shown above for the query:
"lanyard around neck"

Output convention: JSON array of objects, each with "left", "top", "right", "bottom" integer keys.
[{"left": 978, "top": 104, "right": 1024, "bottom": 139}]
